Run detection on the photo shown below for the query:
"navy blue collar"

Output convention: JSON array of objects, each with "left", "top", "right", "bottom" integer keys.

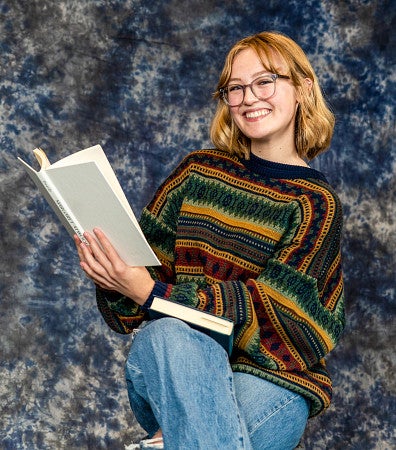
[{"left": 242, "top": 152, "right": 328, "bottom": 182}]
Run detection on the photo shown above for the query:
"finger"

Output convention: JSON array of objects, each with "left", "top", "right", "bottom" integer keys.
[
  {"left": 81, "top": 230, "right": 129, "bottom": 291},
  {"left": 78, "top": 239, "right": 114, "bottom": 286},
  {"left": 79, "top": 232, "right": 111, "bottom": 279},
  {"left": 74, "top": 234, "right": 95, "bottom": 261},
  {"left": 92, "top": 228, "right": 122, "bottom": 263},
  {"left": 79, "top": 240, "right": 108, "bottom": 276},
  {"left": 73, "top": 235, "right": 86, "bottom": 261},
  {"left": 80, "top": 259, "right": 114, "bottom": 288},
  {"left": 81, "top": 231, "right": 112, "bottom": 267},
  {"left": 79, "top": 239, "right": 122, "bottom": 292}
]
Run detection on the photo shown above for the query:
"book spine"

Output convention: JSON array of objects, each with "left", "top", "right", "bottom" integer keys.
[
  {"left": 148, "top": 310, "right": 233, "bottom": 355},
  {"left": 37, "top": 171, "right": 88, "bottom": 244}
]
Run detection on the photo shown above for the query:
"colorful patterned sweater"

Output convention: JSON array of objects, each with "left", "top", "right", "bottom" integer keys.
[{"left": 96, "top": 149, "right": 345, "bottom": 417}]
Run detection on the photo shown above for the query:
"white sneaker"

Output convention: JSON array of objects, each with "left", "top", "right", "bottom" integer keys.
[
  {"left": 140, "top": 437, "right": 164, "bottom": 449},
  {"left": 125, "top": 444, "right": 140, "bottom": 450},
  {"left": 125, "top": 437, "right": 164, "bottom": 450}
]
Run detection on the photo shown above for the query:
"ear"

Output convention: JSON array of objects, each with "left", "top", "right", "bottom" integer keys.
[
  {"left": 304, "top": 77, "right": 313, "bottom": 92},
  {"left": 296, "top": 77, "right": 313, "bottom": 104}
]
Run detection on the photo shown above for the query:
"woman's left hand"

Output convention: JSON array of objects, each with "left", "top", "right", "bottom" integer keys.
[{"left": 74, "top": 228, "right": 155, "bottom": 306}]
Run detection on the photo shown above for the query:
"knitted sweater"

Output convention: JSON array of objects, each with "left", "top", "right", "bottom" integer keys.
[{"left": 96, "top": 149, "right": 345, "bottom": 417}]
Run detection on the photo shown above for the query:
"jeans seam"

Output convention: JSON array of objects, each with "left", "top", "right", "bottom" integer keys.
[
  {"left": 249, "top": 393, "right": 303, "bottom": 434},
  {"left": 227, "top": 375, "right": 251, "bottom": 449}
]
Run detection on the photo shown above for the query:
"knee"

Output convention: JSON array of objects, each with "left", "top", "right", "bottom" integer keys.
[
  {"left": 127, "top": 317, "right": 227, "bottom": 367},
  {"left": 127, "top": 318, "right": 192, "bottom": 361},
  {"left": 125, "top": 318, "right": 191, "bottom": 378},
  {"left": 145, "top": 317, "right": 190, "bottom": 335},
  {"left": 138, "top": 317, "right": 191, "bottom": 346}
]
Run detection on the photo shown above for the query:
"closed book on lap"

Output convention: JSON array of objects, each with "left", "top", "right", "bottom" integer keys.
[{"left": 149, "top": 296, "right": 234, "bottom": 355}]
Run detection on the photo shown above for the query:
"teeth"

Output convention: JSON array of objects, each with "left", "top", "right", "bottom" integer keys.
[{"left": 246, "top": 109, "right": 270, "bottom": 119}]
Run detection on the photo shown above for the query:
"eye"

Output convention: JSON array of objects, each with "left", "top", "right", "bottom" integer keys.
[
  {"left": 255, "top": 77, "right": 273, "bottom": 86},
  {"left": 228, "top": 84, "right": 243, "bottom": 92}
]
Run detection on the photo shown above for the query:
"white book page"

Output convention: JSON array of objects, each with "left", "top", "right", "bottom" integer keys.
[
  {"left": 49, "top": 145, "right": 134, "bottom": 220},
  {"left": 46, "top": 161, "right": 159, "bottom": 266}
]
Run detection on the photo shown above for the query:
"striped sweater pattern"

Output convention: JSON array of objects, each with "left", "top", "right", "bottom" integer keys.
[{"left": 96, "top": 149, "right": 345, "bottom": 417}]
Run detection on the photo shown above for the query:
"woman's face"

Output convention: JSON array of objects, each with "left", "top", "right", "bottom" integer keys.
[{"left": 228, "top": 48, "right": 299, "bottom": 155}]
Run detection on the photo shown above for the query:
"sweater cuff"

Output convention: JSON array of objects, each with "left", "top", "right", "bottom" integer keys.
[{"left": 141, "top": 281, "right": 171, "bottom": 310}]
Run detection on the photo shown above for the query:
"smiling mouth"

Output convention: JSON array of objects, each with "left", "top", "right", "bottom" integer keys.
[{"left": 245, "top": 109, "right": 271, "bottom": 119}]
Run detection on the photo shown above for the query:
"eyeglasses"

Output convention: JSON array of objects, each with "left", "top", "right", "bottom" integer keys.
[{"left": 219, "top": 74, "right": 290, "bottom": 107}]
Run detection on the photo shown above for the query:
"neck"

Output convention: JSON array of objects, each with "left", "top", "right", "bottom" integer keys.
[{"left": 250, "top": 143, "right": 308, "bottom": 167}]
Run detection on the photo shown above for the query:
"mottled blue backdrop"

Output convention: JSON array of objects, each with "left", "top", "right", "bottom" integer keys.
[{"left": 1, "top": 1, "right": 394, "bottom": 449}]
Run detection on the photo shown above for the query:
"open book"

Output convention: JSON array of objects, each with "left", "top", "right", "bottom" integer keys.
[
  {"left": 18, "top": 145, "right": 160, "bottom": 267},
  {"left": 149, "top": 297, "right": 234, "bottom": 355}
]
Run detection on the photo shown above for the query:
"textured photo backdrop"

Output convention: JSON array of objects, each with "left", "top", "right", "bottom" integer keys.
[{"left": 1, "top": 1, "right": 394, "bottom": 449}]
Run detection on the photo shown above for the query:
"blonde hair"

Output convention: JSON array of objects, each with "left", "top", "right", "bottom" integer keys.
[{"left": 210, "top": 31, "right": 335, "bottom": 160}]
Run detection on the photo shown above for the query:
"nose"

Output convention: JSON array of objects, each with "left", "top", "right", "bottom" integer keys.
[{"left": 243, "top": 85, "right": 258, "bottom": 105}]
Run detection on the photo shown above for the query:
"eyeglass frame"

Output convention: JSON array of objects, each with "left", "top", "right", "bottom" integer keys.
[{"left": 218, "top": 73, "right": 291, "bottom": 107}]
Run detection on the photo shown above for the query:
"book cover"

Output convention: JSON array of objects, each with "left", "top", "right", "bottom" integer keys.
[
  {"left": 149, "top": 296, "right": 234, "bottom": 355},
  {"left": 18, "top": 145, "right": 160, "bottom": 267}
]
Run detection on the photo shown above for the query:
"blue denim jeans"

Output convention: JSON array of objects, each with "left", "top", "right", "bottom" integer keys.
[{"left": 125, "top": 318, "right": 309, "bottom": 450}]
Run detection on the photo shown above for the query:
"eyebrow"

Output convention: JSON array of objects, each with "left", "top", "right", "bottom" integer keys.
[{"left": 228, "top": 70, "right": 274, "bottom": 83}]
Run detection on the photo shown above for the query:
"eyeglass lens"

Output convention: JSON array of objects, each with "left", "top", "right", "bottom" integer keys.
[{"left": 224, "top": 75, "right": 276, "bottom": 106}]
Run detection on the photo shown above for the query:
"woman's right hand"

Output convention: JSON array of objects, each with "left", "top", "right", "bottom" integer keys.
[{"left": 73, "top": 230, "right": 155, "bottom": 306}]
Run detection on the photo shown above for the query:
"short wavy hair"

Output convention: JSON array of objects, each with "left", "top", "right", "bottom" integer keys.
[{"left": 210, "top": 31, "right": 335, "bottom": 160}]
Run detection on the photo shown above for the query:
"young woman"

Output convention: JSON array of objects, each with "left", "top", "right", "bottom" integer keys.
[{"left": 75, "top": 31, "right": 345, "bottom": 450}]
